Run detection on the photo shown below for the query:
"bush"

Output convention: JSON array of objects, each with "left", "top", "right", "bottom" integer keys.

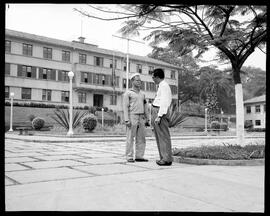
[
  {"left": 28, "top": 114, "right": 36, "bottom": 122},
  {"left": 247, "top": 128, "right": 265, "bottom": 132},
  {"left": 82, "top": 114, "right": 97, "bottom": 132},
  {"left": 210, "top": 121, "right": 220, "bottom": 130},
  {"left": 220, "top": 123, "right": 228, "bottom": 131},
  {"left": 32, "top": 117, "right": 45, "bottom": 130},
  {"left": 244, "top": 120, "right": 253, "bottom": 129}
]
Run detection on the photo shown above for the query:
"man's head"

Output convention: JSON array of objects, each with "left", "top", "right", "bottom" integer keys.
[
  {"left": 152, "top": 68, "right": 164, "bottom": 85},
  {"left": 130, "top": 73, "right": 141, "bottom": 88}
]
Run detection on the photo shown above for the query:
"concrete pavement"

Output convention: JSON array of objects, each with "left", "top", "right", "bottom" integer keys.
[{"left": 5, "top": 134, "right": 265, "bottom": 211}]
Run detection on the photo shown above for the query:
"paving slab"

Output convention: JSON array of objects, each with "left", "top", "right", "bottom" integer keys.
[
  {"left": 32, "top": 154, "right": 87, "bottom": 161},
  {"left": 5, "top": 156, "right": 41, "bottom": 163},
  {"left": 76, "top": 157, "right": 126, "bottom": 165},
  {"left": 5, "top": 178, "right": 230, "bottom": 211},
  {"left": 5, "top": 167, "right": 93, "bottom": 184},
  {"left": 73, "top": 163, "right": 150, "bottom": 175},
  {"left": 21, "top": 159, "right": 87, "bottom": 169},
  {"left": 5, "top": 163, "right": 32, "bottom": 172}
]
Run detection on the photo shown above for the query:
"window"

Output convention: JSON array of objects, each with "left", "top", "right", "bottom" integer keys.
[
  {"left": 5, "top": 40, "right": 11, "bottom": 53},
  {"left": 22, "top": 43, "right": 33, "bottom": 56},
  {"left": 136, "top": 64, "right": 142, "bottom": 73},
  {"left": 42, "top": 68, "right": 52, "bottom": 80},
  {"left": 21, "top": 88, "right": 31, "bottom": 99},
  {"left": 255, "top": 120, "right": 261, "bottom": 126},
  {"left": 82, "top": 72, "right": 88, "bottom": 83},
  {"left": 43, "top": 47, "right": 52, "bottom": 59},
  {"left": 94, "top": 56, "right": 103, "bottom": 67},
  {"left": 61, "top": 91, "right": 69, "bottom": 102},
  {"left": 110, "top": 59, "right": 117, "bottom": 68},
  {"left": 60, "top": 70, "right": 69, "bottom": 82},
  {"left": 246, "top": 106, "right": 251, "bottom": 114},
  {"left": 102, "top": 75, "right": 105, "bottom": 85},
  {"left": 141, "top": 81, "right": 145, "bottom": 91},
  {"left": 5, "top": 86, "right": 9, "bottom": 98},
  {"left": 123, "top": 62, "right": 130, "bottom": 71},
  {"left": 171, "top": 70, "right": 176, "bottom": 79},
  {"left": 170, "top": 85, "right": 178, "bottom": 95},
  {"left": 255, "top": 105, "right": 261, "bottom": 113},
  {"left": 110, "top": 95, "right": 117, "bottom": 105},
  {"left": 42, "top": 89, "right": 51, "bottom": 101},
  {"left": 5, "top": 63, "right": 10, "bottom": 75},
  {"left": 62, "top": 50, "right": 70, "bottom": 62},
  {"left": 21, "top": 65, "right": 33, "bottom": 78},
  {"left": 148, "top": 66, "right": 154, "bottom": 75},
  {"left": 79, "top": 53, "right": 87, "bottom": 64},
  {"left": 78, "top": 92, "right": 86, "bottom": 103},
  {"left": 146, "top": 82, "right": 156, "bottom": 92}
]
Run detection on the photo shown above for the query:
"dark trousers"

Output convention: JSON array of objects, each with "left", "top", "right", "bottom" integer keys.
[{"left": 151, "top": 106, "right": 173, "bottom": 162}]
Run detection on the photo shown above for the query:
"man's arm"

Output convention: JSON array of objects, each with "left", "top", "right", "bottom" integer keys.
[{"left": 123, "top": 91, "right": 130, "bottom": 122}]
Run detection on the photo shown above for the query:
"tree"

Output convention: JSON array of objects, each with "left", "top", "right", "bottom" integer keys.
[
  {"left": 241, "top": 66, "right": 266, "bottom": 99},
  {"left": 75, "top": 5, "right": 266, "bottom": 145},
  {"left": 198, "top": 66, "right": 234, "bottom": 120},
  {"left": 147, "top": 48, "right": 200, "bottom": 104}
]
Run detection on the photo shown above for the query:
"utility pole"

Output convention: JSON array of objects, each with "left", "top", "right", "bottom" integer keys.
[{"left": 112, "top": 35, "right": 144, "bottom": 91}]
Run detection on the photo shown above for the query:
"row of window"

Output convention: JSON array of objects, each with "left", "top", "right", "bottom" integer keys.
[
  {"left": 5, "top": 40, "right": 176, "bottom": 79},
  {"left": 5, "top": 86, "right": 118, "bottom": 105},
  {"left": 6, "top": 63, "right": 177, "bottom": 94},
  {"left": 246, "top": 104, "right": 266, "bottom": 114}
]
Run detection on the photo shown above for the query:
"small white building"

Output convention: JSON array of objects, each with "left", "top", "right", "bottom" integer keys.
[{"left": 244, "top": 95, "right": 265, "bottom": 129}]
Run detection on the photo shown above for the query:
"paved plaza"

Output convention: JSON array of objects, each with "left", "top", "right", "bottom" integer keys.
[{"left": 5, "top": 134, "right": 265, "bottom": 211}]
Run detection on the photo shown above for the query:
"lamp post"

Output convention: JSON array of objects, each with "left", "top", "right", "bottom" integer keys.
[
  {"left": 9, "top": 92, "right": 14, "bottom": 132},
  {"left": 204, "top": 107, "right": 208, "bottom": 135},
  {"left": 221, "top": 109, "right": 224, "bottom": 123},
  {"left": 67, "top": 71, "right": 74, "bottom": 136},
  {"left": 101, "top": 107, "right": 104, "bottom": 131}
]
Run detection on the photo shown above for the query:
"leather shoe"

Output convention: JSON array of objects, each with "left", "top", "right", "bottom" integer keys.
[
  {"left": 135, "top": 158, "right": 148, "bottom": 162},
  {"left": 156, "top": 160, "right": 172, "bottom": 166}
]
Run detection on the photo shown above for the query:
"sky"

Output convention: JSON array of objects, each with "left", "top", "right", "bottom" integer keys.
[{"left": 5, "top": 4, "right": 266, "bottom": 71}]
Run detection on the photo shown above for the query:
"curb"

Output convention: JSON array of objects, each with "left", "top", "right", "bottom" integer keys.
[{"left": 173, "top": 156, "right": 265, "bottom": 166}]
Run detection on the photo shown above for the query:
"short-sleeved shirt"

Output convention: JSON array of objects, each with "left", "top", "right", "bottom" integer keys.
[{"left": 123, "top": 89, "right": 146, "bottom": 122}]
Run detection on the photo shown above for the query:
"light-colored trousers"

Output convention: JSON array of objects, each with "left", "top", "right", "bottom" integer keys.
[
  {"left": 151, "top": 106, "right": 173, "bottom": 162},
  {"left": 126, "top": 114, "right": 146, "bottom": 160}
]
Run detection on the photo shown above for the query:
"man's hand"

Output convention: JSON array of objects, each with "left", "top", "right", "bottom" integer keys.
[
  {"left": 145, "top": 120, "right": 150, "bottom": 127},
  {"left": 154, "top": 116, "right": 161, "bottom": 125},
  {"left": 125, "top": 120, "right": 131, "bottom": 128}
]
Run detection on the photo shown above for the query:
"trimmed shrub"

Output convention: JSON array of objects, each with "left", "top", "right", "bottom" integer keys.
[
  {"left": 220, "top": 123, "right": 228, "bottom": 131},
  {"left": 210, "top": 121, "right": 220, "bottom": 130},
  {"left": 244, "top": 120, "right": 253, "bottom": 129},
  {"left": 82, "top": 114, "right": 97, "bottom": 132},
  {"left": 32, "top": 117, "right": 45, "bottom": 130}
]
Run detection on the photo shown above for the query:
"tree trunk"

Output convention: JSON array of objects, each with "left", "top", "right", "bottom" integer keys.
[{"left": 235, "top": 83, "right": 245, "bottom": 146}]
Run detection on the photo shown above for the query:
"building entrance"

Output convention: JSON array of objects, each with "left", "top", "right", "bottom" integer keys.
[{"left": 93, "top": 94, "right": 103, "bottom": 107}]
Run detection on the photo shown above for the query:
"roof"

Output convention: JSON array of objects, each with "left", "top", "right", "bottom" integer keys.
[
  {"left": 5, "top": 28, "right": 180, "bottom": 70},
  {"left": 244, "top": 95, "right": 265, "bottom": 104}
]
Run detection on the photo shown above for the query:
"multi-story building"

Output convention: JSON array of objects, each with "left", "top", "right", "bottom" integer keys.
[
  {"left": 5, "top": 29, "right": 179, "bottom": 117},
  {"left": 244, "top": 95, "right": 266, "bottom": 129}
]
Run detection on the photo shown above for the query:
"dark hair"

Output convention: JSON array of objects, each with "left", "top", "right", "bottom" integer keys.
[{"left": 152, "top": 68, "right": 165, "bottom": 79}]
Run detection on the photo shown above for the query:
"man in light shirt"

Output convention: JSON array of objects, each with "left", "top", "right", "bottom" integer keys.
[
  {"left": 123, "top": 73, "right": 150, "bottom": 163},
  {"left": 151, "top": 68, "right": 173, "bottom": 166}
]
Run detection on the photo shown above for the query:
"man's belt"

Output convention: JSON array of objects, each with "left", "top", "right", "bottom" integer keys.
[{"left": 152, "top": 105, "right": 160, "bottom": 108}]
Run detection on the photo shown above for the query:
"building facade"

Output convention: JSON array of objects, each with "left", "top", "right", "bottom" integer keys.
[
  {"left": 5, "top": 29, "right": 179, "bottom": 116},
  {"left": 244, "top": 95, "right": 266, "bottom": 129}
]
